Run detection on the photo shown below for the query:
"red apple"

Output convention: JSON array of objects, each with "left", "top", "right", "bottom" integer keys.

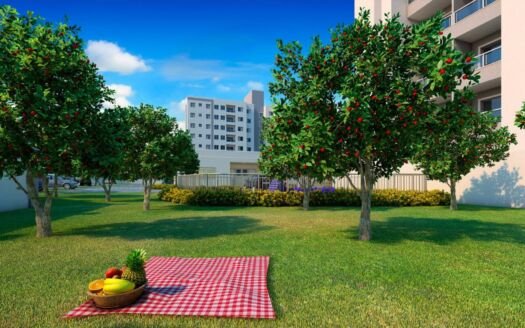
[{"left": 105, "top": 267, "right": 122, "bottom": 278}]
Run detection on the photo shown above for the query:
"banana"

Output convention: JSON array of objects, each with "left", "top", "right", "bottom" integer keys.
[{"left": 103, "top": 278, "right": 135, "bottom": 295}]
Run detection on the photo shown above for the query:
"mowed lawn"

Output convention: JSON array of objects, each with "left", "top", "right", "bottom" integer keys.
[{"left": 1, "top": 193, "right": 524, "bottom": 327}]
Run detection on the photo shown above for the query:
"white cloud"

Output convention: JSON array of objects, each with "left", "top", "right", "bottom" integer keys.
[
  {"left": 168, "top": 99, "right": 187, "bottom": 117},
  {"left": 246, "top": 81, "right": 264, "bottom": 91},
  {"left": 86, "top": 40, "right": 150, "bottom": 75},
  {"left": 161, "top": 55, "right": 270, "bottom": 82},
  {"left": 104, "top": 84, "right": 133, "bottom": 108},
  {"left": 178, "top": 120, "right": 187, "bottom": 131},
  {"left": 217, "top": 84, "right": 232, "bottom": 92}
]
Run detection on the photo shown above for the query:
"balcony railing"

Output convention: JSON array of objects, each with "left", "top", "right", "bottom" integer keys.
[
  {"left": 475, "top": 46, "right": 501, "bottom": 68},
  {"left": 441, "top": 15, "right": 451, "bottom": 29},
  {"left": 455, "top": 0, "right": 496, "bottom": 22}
]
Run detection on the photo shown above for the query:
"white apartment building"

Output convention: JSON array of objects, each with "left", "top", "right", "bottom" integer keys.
[
  {"left": 356, "top": 0, "right": 525, "bottom": 208},
  {"left": 184, "top": 90, "right": 266, "bottom": 173}
]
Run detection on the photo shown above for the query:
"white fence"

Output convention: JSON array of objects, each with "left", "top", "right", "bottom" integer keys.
[{"left": 176, "top": 173, "right": 428, "bottom": 192}]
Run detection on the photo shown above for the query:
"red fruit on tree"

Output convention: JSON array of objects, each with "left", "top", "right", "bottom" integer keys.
[
  {"left": 445, "top": 58, "right": 453, "bottom": 64},
  {"left": 65, "top": 114, "right": 71, "bottom": 120},
  {"left": 30, "top": 110, "right": 37, "bottom": 117},
  {"left": 465, "top": 56, "right": 472, "bottom": 63},
  {"left": 354, "top": 150, "right": 360, "bottom": 158},
  {"left": 438, "top": 31, "right": 444, "bottom": 35},
  {"left": 385, "top": 130, "right": 391, "bottom": 135},
  {"left": 439, "top": 68, "right": 446, "bottom": 75},
  {"left": 287, "top": 119, "right": 292, "bottom": 124},
  {"left": 303, "top": 164, "right": 308, "bottom": 169},
  {"left": 462, "top": 74, "right": 469, "bottom": 80},
  {"left": 357, "top": 117, "right": 363, "bottom": 123},
  {"left": 320, "top": 147, "right": 325, "bottom": 153}
]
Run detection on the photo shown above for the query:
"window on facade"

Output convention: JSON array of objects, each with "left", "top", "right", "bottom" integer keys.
[
  {"left": 198, "top": 113, "right": 202, "bottom": 117},
  {"left": 214, "top": 145, "right": 219, "bottom": 150},
  {"left": 227, "top": 116, "right": 235, "bottom": 123},
  {"left": 205, "top": 144, "right": 211, "bottom": 149},
  {"left": 190, "top": 102, "right": 195, "bottom": 107},
  {"left": 198, "top": 144, "right": 202, "bottom": 148},
  {"left": 220, "top": 145, "right": 225, "bottom": 150},
  {"left": 190, "top": 123, "right": 196, "bottom": 128},
  {"left": 206, "top": 135, "right": 211, "bottom": 139},
  {"left": 214, "top": 115, "right": 219, "bottom": 119},
  {"left": 220, "top": 105, "right": 225, "bottom": 110},
  {"left": 238, "top": 146, "right": 243, "bottom": 151},
  {"left": 198, "top": 103, "right": 202, "bottom": 107},
  {"left": 221, "top": 135, "right": 225, "bottom": 140},
  {"left": 206, "top": 124, "right": 211, "bottom": 129},
  {"left": 247, "top": 128, "right": 251, "bottom": 133},
  {"left": 214, "top": 105, "right": 219, "bottom": 109},
  {"left": 237, "top": 107, "right": 243, "bottom": 112},
  {"left": 247, "top": 118, "right": 251, "bottom": 123},
  {"left": 191, "top": 133, "right": 195, "bottom": 138},
  {"left": 226, "top": 145, "right": 235, "bottom": 151},
  {"left": 190, "top": 113, "right": 195, "bottom": 118},
  {"left": 237, "top": 127, "right": 243, "bottom": 132},
  {"left": 238, "top": 136, "right": 243, "bottom": 141},
  {"left": 247, "top": 138, "right": 251, "bottom": 142},
  {"left": 221, "top": 115, "right": 225, "bottom": 120},
  {"left": 221, "top": 125, "right": 225, "bottom": 130},
  {"left": 226, "top": 135, "right": 235, "bottom": 142},
  {"left": 198, "top": 124, "right": 202, "bottom": 127},
  {"left": 480, "top": 95, "right": 501, "bottom": 121},
  {"left": 206, "top": 104, "right": 211, "bottom": 109},
  {"left": 247, "top": 109, "right": 251, "bottom": 114},
  {"left": 226, "top": 106, "right": 235, "bottom": 113},
  {"left": 198, "top": 134, "right": 202, "bottom": 138},
  {"left": 214, "top": 135, "right": 219, "bottom": 140},
  {"left": 238, "top": 117, "right": 243, "bottom": 122},
  {"left": 214, "top": 125, "right": 219, "bottom": 129},
  {"left": 206, "top": 114, "right": 211, "bottom": 119},
  {"left": 227, "top": 126, "right": 235, "bottom": 132},
  {"left": 247, "top": 147, "right": 252, "bottom": 151}
]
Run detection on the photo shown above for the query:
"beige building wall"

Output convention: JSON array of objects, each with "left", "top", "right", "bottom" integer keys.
[{"left": 355, "top": 0, "right": 525, "bottom": 207}]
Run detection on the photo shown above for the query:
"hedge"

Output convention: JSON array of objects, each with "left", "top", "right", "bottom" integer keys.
[{"left": 158, "top": 186, "right": 450, "bottom": 207}]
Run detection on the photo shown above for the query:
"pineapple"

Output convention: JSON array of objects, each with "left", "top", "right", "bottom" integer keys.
[{"left": 121, "top": 249, "right": 147, "bottom": 286}]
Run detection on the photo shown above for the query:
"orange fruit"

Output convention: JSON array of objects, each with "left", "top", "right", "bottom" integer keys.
[{"left": 88, "top": 279, "right": 105, "bottom": 293}]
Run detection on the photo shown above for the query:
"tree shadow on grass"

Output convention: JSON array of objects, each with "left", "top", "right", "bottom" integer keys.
[
  {"left": 62, "top": 216, "right": 273, "bottom": 240},
  {"left": 347, "top": 216, "right": 525, "bottom": 245}
]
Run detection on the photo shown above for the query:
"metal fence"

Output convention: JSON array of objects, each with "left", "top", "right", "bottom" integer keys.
[{"left": 176, "top": 173, "right": 427, "bottom": 192}]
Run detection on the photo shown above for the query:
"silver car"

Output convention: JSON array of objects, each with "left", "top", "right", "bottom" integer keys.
[{"left": 47, "top": 175, "right": 79, "bottom": 190}]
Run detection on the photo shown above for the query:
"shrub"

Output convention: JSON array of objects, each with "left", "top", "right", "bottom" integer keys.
[
  {"left": 152, "top": 183, "right": 173, "bottom": 190},
  {"left": 158, "top": 187, "right": 450, "bottom": 207}
]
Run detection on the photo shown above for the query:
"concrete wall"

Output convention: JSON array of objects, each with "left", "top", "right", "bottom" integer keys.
[
  {"left": 196, "top": 150, "right": 260, "bottom": 174},
  {"left": 0, "top": 174, "right": 29, "bottom": 212}
]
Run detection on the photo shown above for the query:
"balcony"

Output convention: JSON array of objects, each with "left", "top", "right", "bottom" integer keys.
[
  {"left": 444, "top": 0, "right": 500, "bottom": 42},
  {"left": 467, "top": 47, "right": 501, "bottom": 93},
  {"left": 408, "top": 0, "right": 450, "bottom": 22},
  {"left": 475, "top": 45, "right": 501, "bottom": 69}
]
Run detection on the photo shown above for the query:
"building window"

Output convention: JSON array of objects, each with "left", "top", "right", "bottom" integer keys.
[
  {"left": 190, "top": 102, "right": 195, "bottom": 108},
  {"left": 206, "top": 135, "right": 211, "bottom": 139},
  {"left": 226, "top": 116, "right": 235, "bottom": 123},
  {"left": 247, "top": 128, "right": 251, "bottom": 133},
  {"left": 227, "top": 126, "right": 235, "bottom": 132},
  {"left": 220, "top": 105, "right": 225, "bottom": 110},
  {"left": 214, "top": 135, "right": 219, "bottom": 140},
  {"left": 220, "top": 115, "right": 225, "bottom": 120},
  {"left": 220, "top": 135, "right": 225, "bottom": 140},
  {"left": 247, "top": 147, "right": 252, "bottom": 151},
  {"left": 237, "top": 127, "right": 243, "bottom": 132},
  {"left": 220, "top": 145, "right": 225, "bottom": 150},
  {"left": 214, "top": 125, "right": 219, "bottom": 129},
  {"left": 214, "top": 145, "right": 219, "bottom": 150},
  {"left": 226, "top": 106, "right": 235, "bottom": 113},
  {"left": 198, "top": 103, "right": 202, "bottom": 107},
  {"left": 198, "top": 124, "right": 202, "bottom": 127},
  {"left": 237, "top": 107, "right": 243, "bottom": 112},
  {"left": 214, "top": 105, "right": 219, "bottom": 109},
  {"left": 198, "top": 134, "right": 202, "bottom": 138},
  {"left": 226, "top": 145, "right": 235, "bottom": 151},
  {"left": 190, "top": 123, "right": 196, "bottom": 128},
  {"left": 205, "top": 144, "right": 211, "bottom": 149},
  {"left": 206, "top": 114, "right": 211, "bottom": 119},
  {"left": 247, "top": 109, "right": 251, "bottom": 114},
  {"left": 206, "top": 104, "right": 211, "bottom": 109},
  {"left": 198, "top": 144, "right": 202, "bottom": 148},
  {"left": 480, "top": 95, "right": 501, "bottom": 121},
  {"left": 238, "top": 117, "right": 243, "bottom": 122},
  {"left": 247, "top": 118, "right": 251, "bottom": 123},
  {"left": 191, "top": 133, "right": 195, "bottom": 138},
  {"left": 221, "top": 125, "right": 225, "bottom": 130},
  {"left": 198, "top": 113, "right": 202, "bottom": 117},
  {"left": 238, "top": 136, "right": 243, "bottom": 141},
  {"left": 190, "top": 113, "right": 195, "bottom": 118},
  {"left": 214, "top": 114, "right": 219, "bottom": 119},
  {"left": 238, "top": 146, "right": 243, "bottom": 151},
  {"left": 247, "top": 138, "right": 251, "bottom": 142},
  {"left": 206, "top": 124, "right": 211, "bottom": 129},
  {"left": 226, "top": 135, "right": 235, "bottom": 142}
]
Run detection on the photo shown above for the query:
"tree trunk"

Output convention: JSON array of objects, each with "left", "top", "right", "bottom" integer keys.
[
  {"left": 53, "top": 173, "right": 58, "bottom": 198},
  {"left": 303, "top": 188, "right": 310, "bottom": 211},
  {"left": 101, "top": 178, "right": 112, "bottom": 202},
  {"left": 143, "top": 178, "right": 152, "bottom": 211},
  {"left": 449, "top": 179, "right": 458, "bottom": 210},
  {"left": 358, "top": 163, "right": 374, "bottom": 241},
  {"left": 26, "top": 171, "right": 53, "bottom": 237}
]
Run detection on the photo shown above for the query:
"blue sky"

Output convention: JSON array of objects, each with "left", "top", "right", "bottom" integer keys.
[{"left": 6, "top": 0, "right": 354, "bottom": 124}]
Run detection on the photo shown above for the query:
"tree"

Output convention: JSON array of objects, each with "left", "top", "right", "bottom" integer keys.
[
  {"left": 79, "top": 106, "right": 132, "bottom": 202},
  {"left": 260, "top": 38, "right": 339, "bottom": 210},
  {"left": 326, "top": 11, "right": 479, "bottom": 240},
  {"left": 0, "top": 6, "right": 111, "bottom": 237},
  {"left": 516, "top": 104, "right": 525, "bottom": 129},
  {"left": 413, "top": 96, "right": 516, "bottom": 210},
  {"left": 124, "top": 104, "right": 199, "bottom": 210}
]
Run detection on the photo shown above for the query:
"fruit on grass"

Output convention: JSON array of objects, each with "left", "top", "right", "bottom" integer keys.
[
  {"left": 105, "top": 267, "right": 123, "bottom": 278},
  {"left": 121, "top": 249, "right": 148, "bottom": 286},
  {"left": 103, "top": 278, "right": 135, "bottom": 295},
  {"left": 88, "top": 279, "right": 105, "bottom": 293}
]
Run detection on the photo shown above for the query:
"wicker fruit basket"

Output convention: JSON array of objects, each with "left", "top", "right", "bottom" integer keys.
[{"left": 87, "top": 284, "right": 146, "bottom": 309}]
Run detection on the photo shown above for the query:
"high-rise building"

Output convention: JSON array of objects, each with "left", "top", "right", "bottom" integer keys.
[
  {"left": 184, "top": 90, "right": 264, "bottom": 152},
  {"left": 355, "top": 0, "right": 525, "bottom": 207}
]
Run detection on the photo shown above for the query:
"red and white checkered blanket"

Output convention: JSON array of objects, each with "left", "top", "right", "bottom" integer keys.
[{"left": 65, "top": 256, "right": 275, "bottom": 319}]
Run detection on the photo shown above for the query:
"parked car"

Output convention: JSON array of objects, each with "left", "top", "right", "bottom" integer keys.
[{"left": 47, "top": 175, "right": 79, "bottom": 190}]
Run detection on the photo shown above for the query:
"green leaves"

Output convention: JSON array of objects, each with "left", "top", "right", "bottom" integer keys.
[{"left": 516, "top": 104, "right": 525, "bottom": 130}]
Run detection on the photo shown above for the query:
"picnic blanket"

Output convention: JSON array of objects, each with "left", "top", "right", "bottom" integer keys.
[{"left": 65, "top": 256, "right": 275, "bottom": 319}]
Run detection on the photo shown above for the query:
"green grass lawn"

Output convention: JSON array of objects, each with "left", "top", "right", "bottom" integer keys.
[{"left": 1, "top": 192, "right": 524, "bottom": 327}]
